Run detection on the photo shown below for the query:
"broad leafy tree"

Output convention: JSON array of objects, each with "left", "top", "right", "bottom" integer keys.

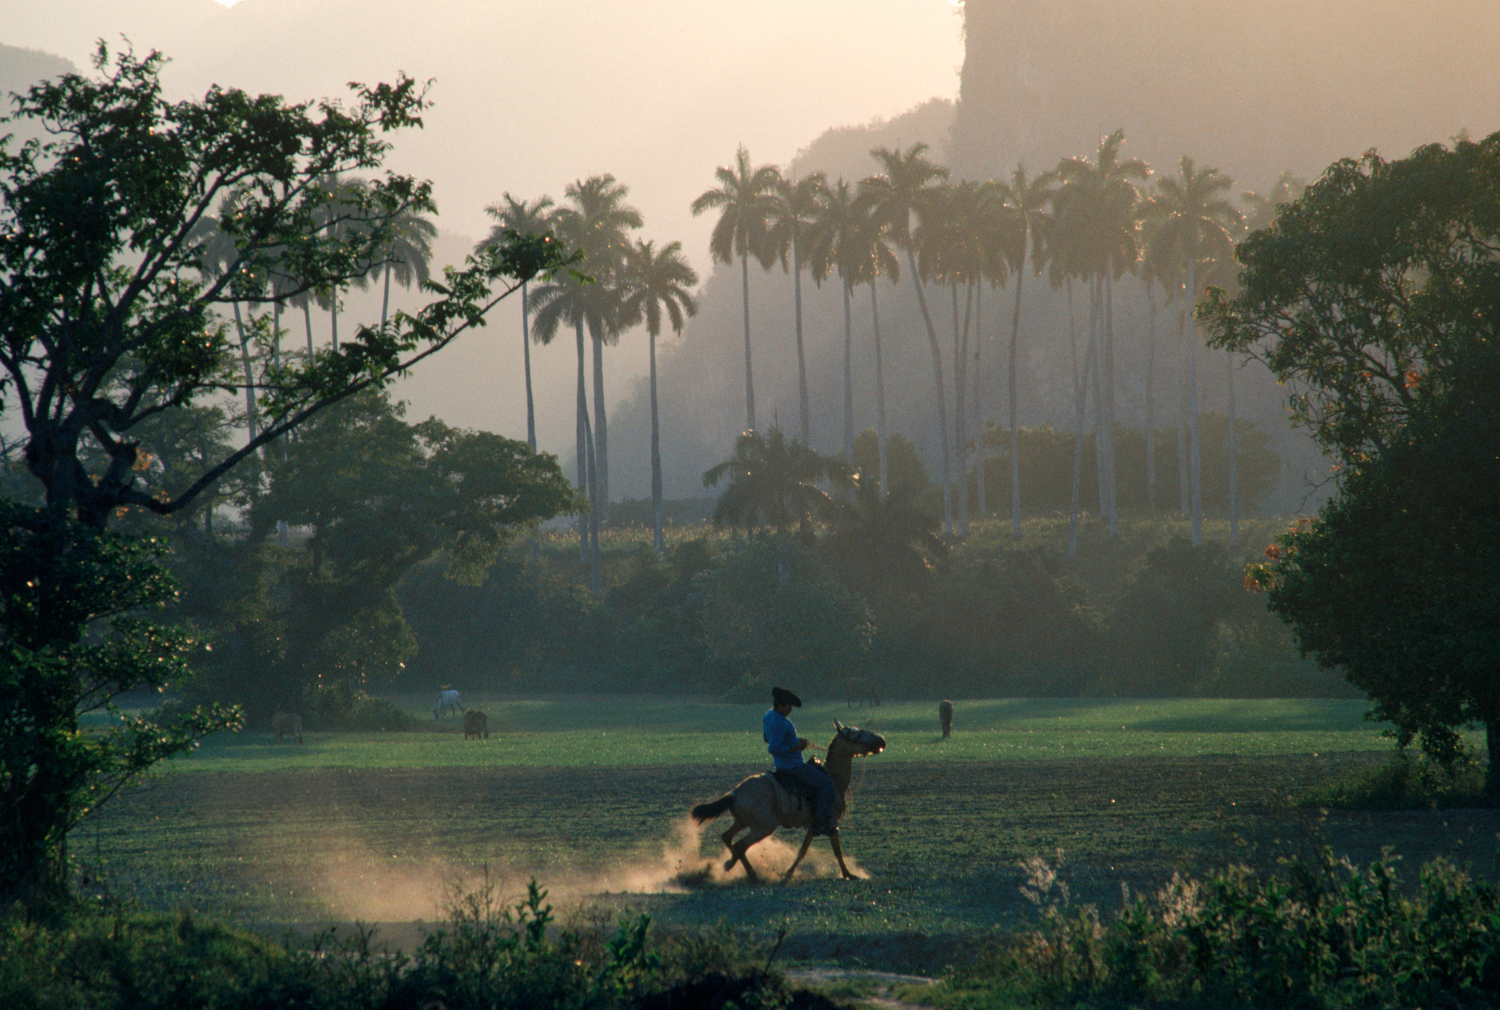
[
  {"left": 0, "top": 46, "right": 570, "bottom": 910},
  {"left": 691, "top": 147, "right": 781, "bottom": 433},
  {"left": 617, "top": 239, "right": 698, "bottom": 553},
  {"left": 1214, "top": 134, "right": 1500, "bottom": 793}
]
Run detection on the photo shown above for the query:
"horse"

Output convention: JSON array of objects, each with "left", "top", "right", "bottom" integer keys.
[
  {"left": 434, "top": 688, "right": 463, "bottom": 719},
  {"left": 272, "top": 710, "right": 303, "bottom": 744},
  {"left": 844, "top": 677, "right": 880, "bottom": 707},
  {"left": 939, "top": 699, "right": 953, "bottom": 738},
  {"left": 463, "top": 710, "right": 488, "bottom": 740},
  {"left": 690, "top": 720, "right": 886, "bottom": 884}
]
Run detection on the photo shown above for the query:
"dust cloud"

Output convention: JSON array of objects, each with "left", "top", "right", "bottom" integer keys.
[{"left": 308, "top": 817, "right": 862, "bottom": 924}]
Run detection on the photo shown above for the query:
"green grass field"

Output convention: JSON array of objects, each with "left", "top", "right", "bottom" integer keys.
[{"left": 79, "top": 697, "right": 1499, "bottom": 974}]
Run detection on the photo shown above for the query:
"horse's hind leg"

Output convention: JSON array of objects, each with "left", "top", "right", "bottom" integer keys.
[{"left": 726, "top": 827, "right": 772, "bottom": 884}]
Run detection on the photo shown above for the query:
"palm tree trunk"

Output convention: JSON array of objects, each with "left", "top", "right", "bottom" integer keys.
[
  {"left": 870, "top": 281, "right": 889, "bottom": 492},
  {"left": 575, "top": 321, "right": 588, "bottom": 564},
  {"left": 1007, "top": 258, "right": 1026, "bottom": 539},
  {"left": 1146, "top": 282, "right": 1158, "bottom": 513},
  {"left": 1176, "top": 298, "right": 1189, "bottom": 516},
  {"left": 1090, "top": 279, "right": 1108, "bottom": 521},
  {"left": 303, "top": 302, "right": 315, "bottom": 358},
  {"left": 651, "top": 330, "right": 663, "bottom": 553},
  {"left": 1187, "top": 261, "right": 1204, "bottom": 546},
  {"left": 591, "top": 326, "right": 609, "bottom": 521},
  {"left": 1069, "top": 323, "right": 1099, "bottom": 558},
  {"left": 954, "top": 280, "right": 974, "bottom": 537},
  {"left": 522, "top": 282, "right": 537, "bottom": 453},
  {"left": 1103, "top": 274, "right": 1119, "bottom": 537},
  {"left": 842, "top": 279, "right": 854, "bottom": 465},
  {"left": 583, "top": 404, "right": 601, "bottom": 595},
  {"left": 793, "top": 243, "right": 811, "bottom": 447},
  {"left": 381, "top": 263, "right": 392, "bottom": 329},
  {"left": 904, "top": 247, "right": 952, "bottom": 535},
  {"left": 974, "top": 283, "right": 987, "bottom": 519},
  {"left": 1227, "top": 350, "right": 1238, "bottom": 547},
  {"left": 231, "top": 302, "right": 259, "bottom": 447},
  {"left": 740, "top": 252, "right": 757, "bottom": 432}
]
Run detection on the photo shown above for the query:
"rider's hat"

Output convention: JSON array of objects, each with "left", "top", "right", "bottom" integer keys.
[{"left": 772, "top": 686, "right": 802, "bottom": 708}]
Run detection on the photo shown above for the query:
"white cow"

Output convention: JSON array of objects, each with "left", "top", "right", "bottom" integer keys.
[{"left": 434, "top": 688, "right": 463, "bottom": 719}]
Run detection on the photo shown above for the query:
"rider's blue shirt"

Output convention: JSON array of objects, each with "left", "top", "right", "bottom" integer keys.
[{"left": 763, "top": 708, "right": 804, "bottom": 770}]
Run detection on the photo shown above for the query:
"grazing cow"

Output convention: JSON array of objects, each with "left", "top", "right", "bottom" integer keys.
[
  {"left": 272, "top": 710, "right": 303, "bottom": 744},
  {"left": 463, "top": 710, "right": 488, "bottom": 740},
  {"left": 939, "top": 699, "right": 953, "bottom": 738},
  {"left": 844, "top": 677, "right": 881, "bottom": 707},
  {"left": 434, "top": 688, "right": 463, "bottom": 719}
]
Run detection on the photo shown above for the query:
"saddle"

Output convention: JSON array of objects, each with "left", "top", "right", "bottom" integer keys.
[{"left": 768, "top": 758, "right": 825, "bottom": 817}]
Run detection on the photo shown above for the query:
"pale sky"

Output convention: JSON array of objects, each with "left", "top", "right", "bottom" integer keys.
[{"left": 0, "top": 0, "right": 966, "bottom": 456}]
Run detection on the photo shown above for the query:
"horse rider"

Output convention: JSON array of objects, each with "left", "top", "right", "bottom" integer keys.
[{"left": 763, "top": 686, "right": 838, "bottom": 836}]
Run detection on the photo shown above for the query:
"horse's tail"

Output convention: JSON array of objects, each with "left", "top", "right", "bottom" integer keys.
[{"left": 690, "top": 794, "right": 734, "bottom": 825}]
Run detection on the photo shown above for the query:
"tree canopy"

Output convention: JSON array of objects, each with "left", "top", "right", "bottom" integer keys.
[
  {"left": 1216, "top": 134, "right": 1500, "bottom": 793},
  {"left": 0, "top": 45, "right": 573, "bottom": 911}
]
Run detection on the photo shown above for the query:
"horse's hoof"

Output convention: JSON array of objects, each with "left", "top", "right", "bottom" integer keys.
[{"left": 723, "top": 858, "right": 736, "bottom": 872}]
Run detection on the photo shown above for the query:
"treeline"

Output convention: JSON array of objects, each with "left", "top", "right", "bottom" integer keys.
[{"left": 392, "top": 514, "right": 1346, "bottom": 706}]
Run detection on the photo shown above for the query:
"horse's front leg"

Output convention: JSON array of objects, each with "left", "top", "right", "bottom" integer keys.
[
  {"left": 781, "top": 828, "right": 817, "bottom": 884},
  {"left": 828, "top": 829, "right": 858, "bottom": 880}
]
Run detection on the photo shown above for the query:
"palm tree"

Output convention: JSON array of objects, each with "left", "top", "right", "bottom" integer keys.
[
  {"left": 702, "top": 427, "right": 850, "bottom": 535},
  {"left": 312, "top": 176, "right": 373, "bottom": 349},
  {"left": 618, "top": 238, "right": 698, "bottom": 553},
  {"left": 1143, "top": 156, "right": 1242, "bottom": 545},
  {"left": 480, "top": 193, "right": 555, "bottom": 454},
  {"left": 862, "top": 143, "right": 954, "bottom": 533},
  {"left": 692, "top": 147, "right": 782, "bottom": 433},
  {"left": 1052, "top": 130, "right": 1149, "bottom": 538},
  {"left": 991, "top": 164, "right": 1053, "bottom": 539},
  {"left": 915, "top": 178, "right": 994, "bottom": 537},
  {"left": 1240, "top": 171, "right": 1306, "bottom": 234},
  {"left": 554, "top": 175, "right": 642, "bottom": 519},
  {"left": 189, "top": 198, "right": 263, "bottom": 455},
  {"left": 765, "top": 171, "right": 828, "bottom": 446},
  {"left": 806, "top": 177, "right": 865, "bottom": 467},
  {"left": 847, "top": 193, "right": 901, "bottom": 494},
  {"left": 378, "top": 206, "right": 436, "bottom": 330}
]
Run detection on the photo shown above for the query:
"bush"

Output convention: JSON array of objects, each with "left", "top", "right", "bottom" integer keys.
[
  {"left": 937, "top": 850, "right": 1500, "bottom": 1009},
  {"left": 1305, "top": 748, "right": 1488, "bottom": 810}
]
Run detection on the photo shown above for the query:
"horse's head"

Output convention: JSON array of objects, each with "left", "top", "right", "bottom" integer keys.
[{"left": 832, "top": 719, "right": 886, "bottom": 756}]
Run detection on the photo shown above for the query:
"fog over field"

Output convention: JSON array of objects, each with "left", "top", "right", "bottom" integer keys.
[{"left": 3, "top": 0, "right": 1495, "bottom": 499}]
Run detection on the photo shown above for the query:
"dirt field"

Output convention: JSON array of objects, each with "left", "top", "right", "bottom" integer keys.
[{"left": 78, "top": 752, "right": 1500, "bottom": 973}]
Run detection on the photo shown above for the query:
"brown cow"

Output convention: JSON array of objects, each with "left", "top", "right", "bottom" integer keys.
[
  {"left": 939, "top": 699, "right": 953, "bottom": 738},
  {"left": 272, "top": 711, "right": 303, "bottom": 744},
  {"left": 463, "top": 710, "right": 488, "bottom": 740}
]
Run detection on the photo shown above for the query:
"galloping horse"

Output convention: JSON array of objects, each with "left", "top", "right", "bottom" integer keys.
[{"left": 690, "top": 720, "right": 886, "bottom": 884}]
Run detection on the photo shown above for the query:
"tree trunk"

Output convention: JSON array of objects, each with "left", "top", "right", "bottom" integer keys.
[
  {"left": 740, "top": 252, "right": 756, "bottom": 432},
  {"left": 1187, "top": 260, "right": 1204, "bottom": 546},
  {"left": 651, "top": 330, "right": 663, "bottom": 553},
  {"left": 1069, "top": 322, "right": 1099, "bottom": 558},
  {"left": 842, "top": 279, "right": 854, "bottom": 465},
  {"left": 1146, "top": 282, "right": 1158, "bottom": 513},
  {"left": 870, "top": 282, "right": 889, "bottom": 492},
  {"left": 1007, "top": 247, "right": 1027, "bottom": 540},
  {"left": 974, "top": 281, "right": 986, "bottom": 519},
  {"left": 522, "top": 282, "right": 536, "bottom": 453},
  {"left": 1227, "top": 349, "right": 1239, "bottom": 547},
  {"left": 904, "top": 247, "right": 952, "bottom": 535},
  {"left": 793, "top": 243, "right": 811, "bottom": 447},
  {"left": 1487, "top": 716, "right": 1500, "bottom": 801},
  {"left": 381, "top": 263, "right": 392, "bottom": 329},
  {"left": 952, "top": 281, "right": 971, "bottom": 538},
  {"left": 1102, "top": 273, "right": 1119, "bottom": 537},
  {"left": 591, "top": 326, "right": 609, "bottom": 522},
  {"left": 575, "top": 321, "right": 588, "bottom": 564}
]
